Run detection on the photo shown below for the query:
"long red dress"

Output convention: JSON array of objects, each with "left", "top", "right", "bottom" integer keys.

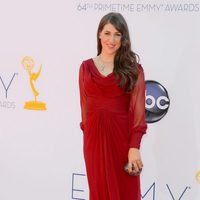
[{"left": 79, "top": 58, "right": 147, "bottom": 200}]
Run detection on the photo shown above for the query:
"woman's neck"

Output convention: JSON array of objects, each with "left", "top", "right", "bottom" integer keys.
[{"left": 99, "top": 52, "right": 115, "bottom": 63}]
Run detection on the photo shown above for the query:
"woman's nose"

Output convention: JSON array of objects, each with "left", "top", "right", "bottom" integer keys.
[{"left": 109, "top": 35, "right": 115, "bottom": 43}]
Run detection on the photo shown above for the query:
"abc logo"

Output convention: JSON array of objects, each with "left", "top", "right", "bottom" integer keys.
[{"left": 145, "top": 80, "right": 170, "bottom": 123}]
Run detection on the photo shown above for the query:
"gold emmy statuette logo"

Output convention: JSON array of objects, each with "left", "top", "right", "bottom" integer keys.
[
  {"left": 22, "top": 56, "right": 46, "bottom": 110},
  {"left": 196, "top": 171, "right": 200, "bottom": 184}
]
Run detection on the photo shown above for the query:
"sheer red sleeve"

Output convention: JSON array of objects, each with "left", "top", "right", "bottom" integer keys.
[
  {"left": 79, "top": 63, "right": 87, "bottom": 132},
  {"left": 128, "top": 64, "right": 147, "bottom": 149}
]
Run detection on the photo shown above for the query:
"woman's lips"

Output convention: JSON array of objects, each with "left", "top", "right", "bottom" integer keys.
[{"left": 107, "top": 44, "right": 116, "bottom": 48}]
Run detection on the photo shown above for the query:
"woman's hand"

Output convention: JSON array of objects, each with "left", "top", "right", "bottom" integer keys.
[{"left": 128, "top": 148, "right": 143, "bottom": 175}]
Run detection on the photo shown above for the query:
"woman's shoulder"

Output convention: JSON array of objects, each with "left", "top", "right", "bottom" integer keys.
[
  {"left": 79, "top": 58, "right": 93, "bottom": 71},
  {"left": 136, "top": 63, "right": 145, "bottom": 83},
  {"left": 136, "top": 63, "right": 145, "bottom": 82},
  {"left": 137, "top": 63, "right": 144, "bottom": 73},
  {"left": 81, "top": 58, "right": 93, "bottom": 66},
  {"left": 80, "top": 58, "right": 93, "bottom": 71}
]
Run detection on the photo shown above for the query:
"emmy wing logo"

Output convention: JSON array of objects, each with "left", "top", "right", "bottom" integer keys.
[
  {"left": 196, "top": 171, "right": 200, "bottom": 184},
  {"left": 21, "top": 56, "right": 46, "bottom": 110}
]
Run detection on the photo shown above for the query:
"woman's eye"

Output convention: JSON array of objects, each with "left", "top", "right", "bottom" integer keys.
[
  {"left": 116, "top": 33, "right": 122, "bottom": 37},
  {"left": 104, "top": 32, "right": 110, "bottom": 35}
]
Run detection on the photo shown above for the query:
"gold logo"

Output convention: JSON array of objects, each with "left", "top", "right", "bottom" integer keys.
[
  {"left": 22, "top": 56, "right": 46, "bottom": 110},
  {"left": 196, "top": 171, "right": 200, "bottom": 184}
]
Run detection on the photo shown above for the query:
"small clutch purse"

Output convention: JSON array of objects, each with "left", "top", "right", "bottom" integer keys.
[{"left": 124, "top": 162, "right": 142, "bottom": 176}]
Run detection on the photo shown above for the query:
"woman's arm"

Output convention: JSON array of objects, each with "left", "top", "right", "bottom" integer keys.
[
  {"left": 128, "top": 64, "right": 147, "bottom": 174},
  {"left": 79, "top": 63, "right": 87, "bottom": 131}
]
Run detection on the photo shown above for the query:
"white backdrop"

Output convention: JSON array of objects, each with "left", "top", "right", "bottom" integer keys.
[{"left": 0, "top": 0, "right": 200, "bottom": 200}]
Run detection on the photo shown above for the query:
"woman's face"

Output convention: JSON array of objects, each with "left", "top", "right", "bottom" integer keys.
[{"left": 99, "top": 23, "right": 122, "bottom": 56}]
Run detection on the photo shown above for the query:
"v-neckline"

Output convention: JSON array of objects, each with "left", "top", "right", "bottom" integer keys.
[{"left": 90, "top": 58, "right": 114, "bottom": 78}]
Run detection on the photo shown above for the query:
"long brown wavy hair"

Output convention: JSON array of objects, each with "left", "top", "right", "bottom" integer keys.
[{"left": 97, "top": 12, "right": 139, "bottom": 92}]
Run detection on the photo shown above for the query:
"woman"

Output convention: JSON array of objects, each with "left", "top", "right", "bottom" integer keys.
[{"left": 79, "top": 12, "right": 147, "bottom": 200}]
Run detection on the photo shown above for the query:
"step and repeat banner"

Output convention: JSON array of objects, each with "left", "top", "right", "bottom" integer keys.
[{"left": 0, "top": 0, "right": 200, "bottom": 199}]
